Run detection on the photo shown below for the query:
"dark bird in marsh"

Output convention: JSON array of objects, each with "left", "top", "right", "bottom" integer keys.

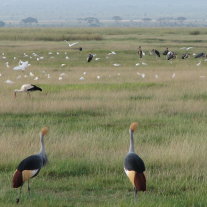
[
  {"left": 163, "top": 47, "right": 169, "bottom": 55},
  {"left": 87, "top": 53, "right": 94, "bottom": 62},
  {"left": 137, "top": 46, "right": 143, "bottom": 58},
  {"left": 124, "top": 122, "right": 146, "bottom": 200},
  {"left": 12, "top": 127, "right": 48, "bottom": 203},
  {"left": 72, "top": 47, "right": 83, "bottom": 51},
  {"left": 14, "top": 84, "right": 42, "bottom": 98},
  {"left": 152, "top": 49, "right": 160, "bottom": 57},
  {"left": 194, "top": 52, "right": 206, "bottom": 58},
  {"left": 181, "top": 53, "right": 189, "bottom": 59}
]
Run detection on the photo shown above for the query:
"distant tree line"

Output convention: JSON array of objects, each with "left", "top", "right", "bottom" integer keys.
[
  {"left": 0, "top": 21, "right": 5, "bottom": 27},
  {"left": 0, "top": 17, "right": 39, "bottom": 27},
  {"left": 0, "top": 15, "right": 195, "bottom": 28},
  {"left": 112, "top": 16, "right": 122, "bottom": 21},
  {"left": 77, "top": 17, "right": 101, "bottom": 27},
  {"left": 21, "top": 17, "right": 38, "bottom": 24}
]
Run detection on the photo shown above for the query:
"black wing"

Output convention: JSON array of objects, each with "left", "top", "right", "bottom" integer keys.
[
  {"left": 163, "top": 50, "right": 168, "bottom": 55},
  {"left": 155, "top": 50, "right": 160, "bottom": 57},
  {"left": 29, "top": 85, "right": 42, "bottom": 91},
  {"left": 17, "top": 155, "right": 43, "bottom": 171},
  {"left": 87, "top": 54, "right": 93, "bottom": 62},
  {"left": 195, "top": 53, "right": 205, "bottom": 58},
  {"left": 124, "top": 152, "right": 145, "bottom": 173}
]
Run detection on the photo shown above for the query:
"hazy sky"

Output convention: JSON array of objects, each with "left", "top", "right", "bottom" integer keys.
[{"left": 0, "top": 0, "right": 207, "bottom": 21}]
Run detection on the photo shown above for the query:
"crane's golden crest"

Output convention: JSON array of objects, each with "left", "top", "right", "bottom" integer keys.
[
  {"left": 41, "top": 127, "right": 48, "bottom": 135},
  {"left": 130, "top": 122, "right": 138, "bottom": 131}
]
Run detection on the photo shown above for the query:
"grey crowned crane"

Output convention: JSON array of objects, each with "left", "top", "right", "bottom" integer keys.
[
  {"left": 124, "top": 122, "right": 146, "bottom": 199},
  {"left": 14, "top": 84, "right": 42, "bottom": 98},
  {"left": 12, "top": 127, "right": 48, "bottom": 203}
]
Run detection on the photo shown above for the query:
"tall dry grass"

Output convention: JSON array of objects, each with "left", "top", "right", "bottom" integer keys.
[{"left": 0, "top": 28, "right": 207, "bottom": 206}]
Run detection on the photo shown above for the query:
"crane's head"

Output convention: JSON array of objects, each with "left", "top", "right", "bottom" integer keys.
[
  {"left": 129, "top": 122, "right": 138, "bottom": 132},
  {"left": 41, "top": 127, "right": 48, "bottom": 136}
]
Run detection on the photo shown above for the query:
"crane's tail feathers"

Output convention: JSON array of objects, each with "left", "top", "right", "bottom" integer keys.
[
  {"left": 41, "top": 127, "right": 48, "bottom": 136},
  {"left": 130, "top": 122, "right": 138, "bottom": 132},
  {"left": 134, "top": 172, "right": 146, "bottom": 191},
  {"left": 12, "top": 170, "right": 23, "bottom": 188}
]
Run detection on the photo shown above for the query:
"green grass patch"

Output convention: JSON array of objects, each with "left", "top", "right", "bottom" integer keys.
[
  {"left": 41, "top": 82, "right": 164, "bottom": 93},
  {"left": 0, "top": 27, "right": 207, "bottom": 207},
  {"left": 182, "top": 93, "right": 207, "bottom": 101}
]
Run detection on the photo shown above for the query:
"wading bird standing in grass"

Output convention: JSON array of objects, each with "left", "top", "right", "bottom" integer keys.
[
  {"left": 167, "top": 51, "right": 176, "bottom": 60},
  {"left": 14, "top": 84, "right": 42, "bottom": 98},
  {"left": 124, "top": 122, "right": 146, "bottom": 200},
  {"left": 12, "top": 127, "right": 48, "bottom": 203},
  {"left": 137, "top": 46, "right": 143, "bottom": 58},
  {"left": 181, "top": 53, "right": 189, "bottom": 59},
  {"left": 87, "top": 54, "right": 94, "bottom": 62},
  {"left": 152, "top": 49, "right": 160, "bottom": 57}
]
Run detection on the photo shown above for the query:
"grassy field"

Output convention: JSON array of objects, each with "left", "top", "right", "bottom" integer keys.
[{"left": 0, "top": 27, "right": 207, "bottom": 207}]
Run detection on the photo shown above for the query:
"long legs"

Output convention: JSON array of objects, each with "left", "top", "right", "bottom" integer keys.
[
  {"left": 16, "top": 181, "right": 31, "bottom": 203},
  {"left": 134, "top": 188, "right": 138, "bottom": 201},
  {"left": 16, "top": 186, "right": 22, "bottom": 204},
  {"left": 28, "top": 180, "right": 30, "bottom": 194},
  {"left": 27, "top": 92, "right": 31, "bottom": 98}
]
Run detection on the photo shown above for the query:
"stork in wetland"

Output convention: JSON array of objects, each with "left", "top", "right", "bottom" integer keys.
[{"left": 14, "top": 84, "right": 42, "bottom": 98}]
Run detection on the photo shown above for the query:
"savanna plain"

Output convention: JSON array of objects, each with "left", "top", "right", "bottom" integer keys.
[{"left": 0, "top": 28, "right": 207, "bottom": 207}]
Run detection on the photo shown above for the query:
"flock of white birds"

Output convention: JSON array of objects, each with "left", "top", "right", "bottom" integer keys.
[{"left": 1, "top": 42, "right": 207, "bottom": 87}]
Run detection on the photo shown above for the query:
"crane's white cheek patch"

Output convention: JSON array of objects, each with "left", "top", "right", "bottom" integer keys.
[
  {"left": 22, "top": 169, "right": 39, "bottom": 181},
  {"left": 124, "top": 168, "right": 136, "bottom": 187}
]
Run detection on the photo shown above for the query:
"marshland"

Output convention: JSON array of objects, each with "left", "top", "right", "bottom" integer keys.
[{"left": 0, "top": 27, "right": 207, "bottom": 207}]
